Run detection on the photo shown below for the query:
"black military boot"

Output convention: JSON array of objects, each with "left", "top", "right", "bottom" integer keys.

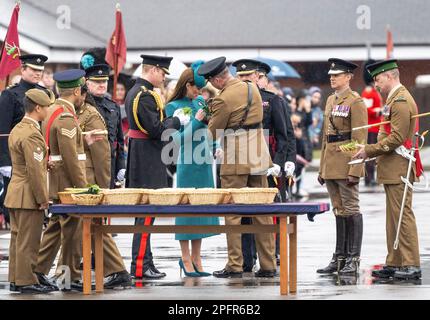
[
  {"left": 317, "top": 216, "right": 347, "bottom": 274},
  {"left": 339, "top": 214, "right": 363, "bottom": 275}
]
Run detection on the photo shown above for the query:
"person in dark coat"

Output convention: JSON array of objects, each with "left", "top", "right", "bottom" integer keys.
[
  {"left": 85, "top": 64, "right": 126, "bottom": 188},
  {"left": 0, "top": 54, "right": 48, "bottom": 225},
  {"left": 125, "top": 55, "right": 181, "bottom": 279}
]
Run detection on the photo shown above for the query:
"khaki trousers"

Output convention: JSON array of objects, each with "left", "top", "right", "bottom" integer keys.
[
  {"left": 325, "top": 179, "right": 360, "bottom": 216},
  {"left": 35, "top": 217, "right": 125, "bottom": 278},
  {"left": 8, "top": 209, "right": 45, "bottom": 286},
  {"left": 221, "top": 174, "right": 276, "bottom": 272},
  {"left": 384, "top": 183, "right": 420, "bottom": 267},
  {"left": 35, "top": 215, "right": 82, "bottom": 281}
]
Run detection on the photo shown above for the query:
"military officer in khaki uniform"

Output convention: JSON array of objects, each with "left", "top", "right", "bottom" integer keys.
[
  {"left": 198, "top": 57, "right": 276, "bottom": 278},
  {"left": 317, "top": 58, "right": 368, "bottom": 275},
  {"left": 6, "top": 88, "right": 55, "bottom": 294},
  {"left": 35, "top": 69, "right": 98, "bottom": 290},
  {"left": 354, "top": 59, "right": 421, "bottom": 280},
  {"left": 75, "top": 89, "right": 132, "bottom": 288}
]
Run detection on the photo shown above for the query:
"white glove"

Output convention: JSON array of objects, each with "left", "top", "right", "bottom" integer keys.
[
  {"left": 284, "top": 161, "right": 296, "bottom": 177},
  {"left": 0, "top": 166, "right": 12, "bottom": 179},
  {"left": 215, "top": 148, "right": 224, "bottom": 160},
  {"left": 173, "top": 109, "right": 191, "bottom": 127},
  {"left": 117, "top": 169, "right": 126, "bottom": 181},
  {"left": 267, "top": 164, "right": 281, "bottom": 177}
]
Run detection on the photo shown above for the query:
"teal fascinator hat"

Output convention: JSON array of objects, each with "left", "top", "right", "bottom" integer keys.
[{"left": 191, "top": 60, "right": 207, "bottom": 89}]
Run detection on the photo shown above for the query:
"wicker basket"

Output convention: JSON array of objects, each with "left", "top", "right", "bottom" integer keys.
[
  {"left": 58, "top": 192, "right": 76, "bottom": 205},
  {"left": 138, "top": 189, "right": 152, "bottom": 204},
  {"left": 222, "top": 190, "right": 233, "bottom": 204},
  {"left": 101, "top": 189, "right": 143, "bottom": 205},
  {"left": 187, "top": 189, "right": 229, "bottom": 205},
  {"left": 230, "top": 188, "right": 278, "bottom": 204},
  {"left": 147, "top": 189, "right": 185, "bottom": 205},
  {"left": 64, "top": 188, "right": 90, "bottom": 193},
  {"left": 71, "top": 193, "right": 104, "bottom": 206},
  {"left": 177, "top": 188, "right": 195, "bottom": 204}
]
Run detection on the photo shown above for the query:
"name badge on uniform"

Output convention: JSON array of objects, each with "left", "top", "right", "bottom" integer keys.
[
  {"left": 382, "top": 104, "right": 390, "bottom": 117},
  {"left": 331, "top": 105, "right": 350, "bottom": 118}
]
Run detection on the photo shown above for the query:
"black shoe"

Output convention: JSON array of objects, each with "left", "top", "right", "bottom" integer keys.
[
  {"left": 372, "top": 265, "right": 400, "bottom": 278},
  {"left": 393, "top": 266, "right": 421, "bottom": 280},
  {"left": 213, "top": 268, "right": 243, "bottom": 278},
  {"left": 254, "top": 269, "right": 276, "bottom": 278},
  {"left": 19, "top": 284, "right": 52, "bottom": 294},
  {"left": 149, "top": 264, "right": 166, "bottom": 277},
  {"left": 62, "top": 280, "right": 96, "bottom": 292},
  {"left": 338, "top": 257, "right": 360, "bottom": 275},
  {"left": 104, "top": 271, "right": 132, "bottom": 289},
  {"left": 141, "top": 268, "right": 166, "bottom": 279},
  {"left": 9, "top": 282, "right": 19, "bottom": 292},
  {"left": 276, "top": 255, "right": 280, "bottom": 266},
  {"left": 36, "top": 272, "right": 59, "bottom": 291},
  {"left": 316, "top": 254, "right": 345, "bottom": 274}
]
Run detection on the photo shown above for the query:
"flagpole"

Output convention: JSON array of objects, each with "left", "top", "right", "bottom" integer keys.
[
  {"left": 112, "top": 3, "right": 120, "bottom": 102},
  {"left": 8, "top": 0, "right": 21, "bottom": 87}
]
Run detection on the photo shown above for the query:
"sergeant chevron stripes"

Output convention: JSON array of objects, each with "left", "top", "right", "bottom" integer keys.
[
  {"left": 61, "top": 127, "right": 77, "bottom": 139},
  {"left": 33, "top": 151, "right": 44, "bottom": 162}
]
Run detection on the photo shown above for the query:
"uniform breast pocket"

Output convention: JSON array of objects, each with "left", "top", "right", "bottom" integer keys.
[{"left": 342, "top": 113, "right": 352, "bottom": 130}]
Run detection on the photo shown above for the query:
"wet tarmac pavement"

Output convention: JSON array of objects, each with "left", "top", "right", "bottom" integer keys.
[{"left": 0, "top": 171, "right": 429, "bottom": 300}]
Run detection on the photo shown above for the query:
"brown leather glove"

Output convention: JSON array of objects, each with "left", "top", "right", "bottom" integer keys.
[{"left": 317, "top": 174, "right": 325, "bottom": 186}]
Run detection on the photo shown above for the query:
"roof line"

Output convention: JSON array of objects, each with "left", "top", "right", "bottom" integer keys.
[{"left": 124, "top": 43, "right": 430, "bottom": 50}]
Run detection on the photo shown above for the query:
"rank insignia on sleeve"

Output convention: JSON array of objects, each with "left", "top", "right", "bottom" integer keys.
[
  {"left": 61, "top": 127, "right": 77, "bottom": 139},
  {"left": 33, "top": 151, "right": 44, "bottom": 162}
]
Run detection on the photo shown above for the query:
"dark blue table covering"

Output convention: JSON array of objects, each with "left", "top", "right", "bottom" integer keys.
[{"left": 50, "top": 202, "right": 330, "bottom": 219}]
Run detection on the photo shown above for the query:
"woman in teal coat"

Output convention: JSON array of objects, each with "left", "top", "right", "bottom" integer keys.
[{"left": 165, "top": 61, "right": 220, "bottom": 277}]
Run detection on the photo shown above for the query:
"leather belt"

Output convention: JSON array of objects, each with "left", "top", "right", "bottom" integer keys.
[
  {"left": 326, "top": 133, "right": 351, "bottom": 143},
  {"left": 226, "top": 122, "right": 262, "bottom": 131},
  {"left": 49, "top": 154, "right": 87, "bottom": 161}
]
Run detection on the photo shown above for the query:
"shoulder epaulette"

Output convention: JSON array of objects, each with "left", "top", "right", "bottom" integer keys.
[
  {"left": 6, "top": 83, "right": 19, "bottom": 90},
  {"left": 59, "top": 112, "right": 74, "bottom": 119},
  {"left": 394, "top": 96, "right": 407, "bottom": 102}
]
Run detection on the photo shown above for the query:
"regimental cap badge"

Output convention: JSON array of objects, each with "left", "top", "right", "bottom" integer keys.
[
  {"left": 37, "top": 58, "right": 41, "bottom": 63},
  {"left": 98, "top": 70, "right": 103, "bottom": 75},
  {"left": 241, "top": 64, "right": 246, "bottom": 70},
  {"left": 331, "top": 63, "right": 335, "bottom": 68}
]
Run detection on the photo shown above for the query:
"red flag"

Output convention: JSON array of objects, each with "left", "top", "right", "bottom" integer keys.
[
  {"left": 105, "top": 5, "right": 127, "bottom": 76},
  {"left": 0, "top": 4, "right": 21, "bottom": 80},
  {"left": 386, "top": 25, "right": 394, "bottom": 59}
]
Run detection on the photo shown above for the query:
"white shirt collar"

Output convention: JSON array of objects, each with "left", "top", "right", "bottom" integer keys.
[
  {"left": 24, "top": 116, "right": 41, "bottom": 130},
  {"left": 387, "top": 83, "right": 403, "bottom": 101}
]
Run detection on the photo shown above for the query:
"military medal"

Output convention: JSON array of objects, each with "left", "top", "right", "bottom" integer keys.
[{"left": 382, "top": 104, "right": 390, "bottom": 117}]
